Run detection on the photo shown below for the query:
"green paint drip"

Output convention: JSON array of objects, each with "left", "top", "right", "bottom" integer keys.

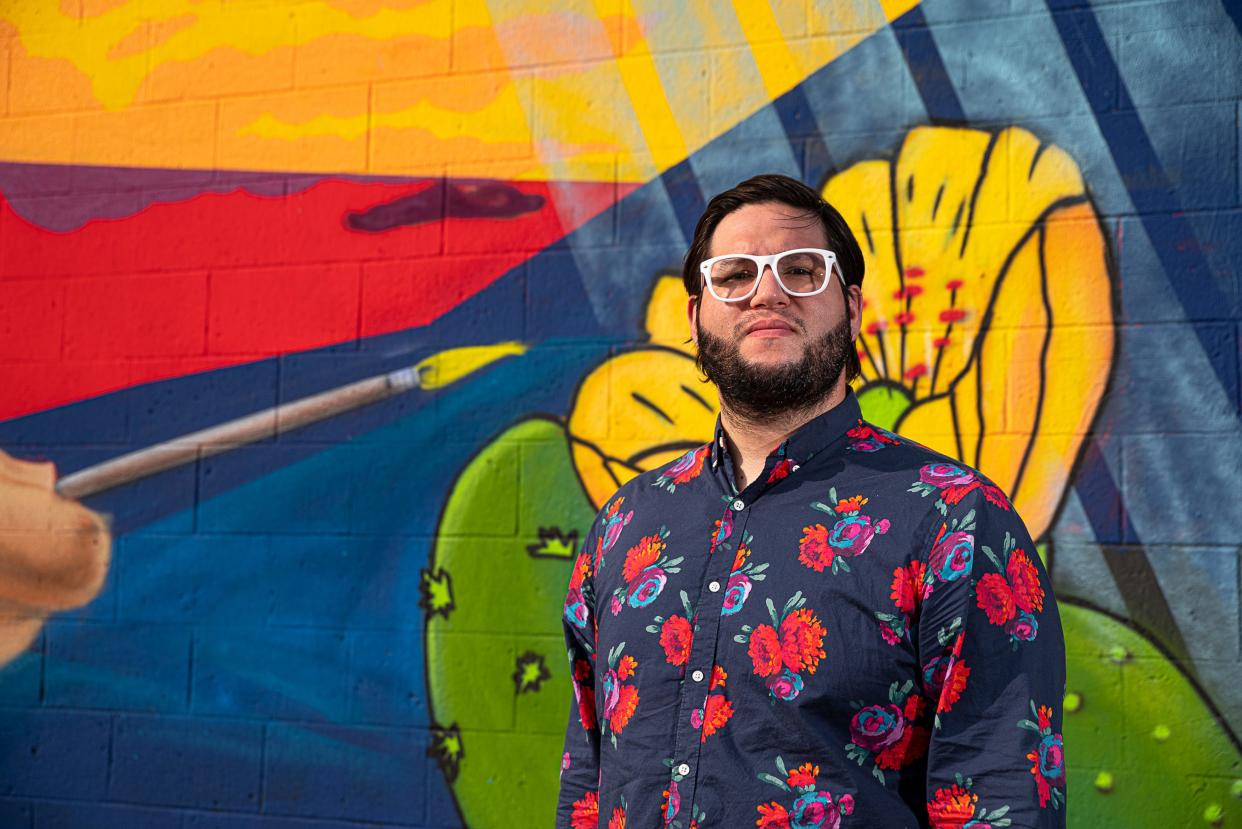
[
  {"left": 1094, "top": 771, "right": 1114, "bottom": 792},
  {"left": 1064, "top": 691, "right": 1082, "bottom": 713},
  {"left": 856, "top": 383, "right": 912, "bottom": 431}
]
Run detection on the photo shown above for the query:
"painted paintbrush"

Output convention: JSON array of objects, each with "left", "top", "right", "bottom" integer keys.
[{"left": 54, "top": 342, "right": 527, "bottom": 500}]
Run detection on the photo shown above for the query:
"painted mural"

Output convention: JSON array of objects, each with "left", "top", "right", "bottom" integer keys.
[{"left": 1, "top": 1, "right": 1240, "bottom": 828}]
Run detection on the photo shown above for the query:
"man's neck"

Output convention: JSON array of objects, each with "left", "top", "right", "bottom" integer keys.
[{"left": 720, "top": 380, "right": 848, "bottom": 491}]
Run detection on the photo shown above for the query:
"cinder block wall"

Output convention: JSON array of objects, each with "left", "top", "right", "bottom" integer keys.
[{"left": 0, "top": 1, "right": 1238, "bottom": 827}]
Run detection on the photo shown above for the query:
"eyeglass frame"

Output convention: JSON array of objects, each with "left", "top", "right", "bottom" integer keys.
[{"left": 698, "top": 247, "right": 841, "bottom": 303}]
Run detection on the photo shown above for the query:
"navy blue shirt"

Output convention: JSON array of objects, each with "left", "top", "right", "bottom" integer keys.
[{"left": 557, "top": 390, "right": 1065, "bottom": 829}]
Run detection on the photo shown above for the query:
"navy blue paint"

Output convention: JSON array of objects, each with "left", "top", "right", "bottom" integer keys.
[
  {"left": 43, "top": 622, "right": 190, "bottom": 713},
  {"left": 659, "top": 159, "right": 707, "bottom": 243},
  {"left": 891, "top": 5, "right": 967, "bottom": 123},
  {"left": 1048, "top": 1, "right": 1238, "bottom": 372},
  {"left": 262, "top": 722, "right": 428, "bottom": 824},
  {"left": 771, "top": 85, "right": 834, "bottom": 182},
  {"left": 108, "top": 715, "right": 263, "bottom": 810},
  {"left": 0, "top": 711, "right": 112, "bottom": 801},
  {"left": 1222, "top": 0, "right": 1242, "bottom": 42}
]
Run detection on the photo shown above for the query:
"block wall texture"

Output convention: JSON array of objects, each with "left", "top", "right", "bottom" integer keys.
[{"left": 0, "top": 0, "right": 1239, "bottom": 826}]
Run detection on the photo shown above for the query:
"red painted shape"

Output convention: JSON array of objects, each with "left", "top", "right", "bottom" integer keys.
[{"left": 0, "top": 175, "right": 630, "bottom": 420}]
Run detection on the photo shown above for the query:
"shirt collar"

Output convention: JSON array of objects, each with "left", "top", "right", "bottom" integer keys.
[{"left": 709, "top": 387, "right": 863, "bottom": 471}]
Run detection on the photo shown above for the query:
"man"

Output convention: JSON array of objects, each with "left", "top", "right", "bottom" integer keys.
[{"left": 557, "top": 175, "right": 1065, "bottom": 828}]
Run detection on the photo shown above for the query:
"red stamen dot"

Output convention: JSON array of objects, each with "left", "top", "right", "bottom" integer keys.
[
  {"left": 857, "top": 347, "right": 869, "bottom": 362},
  {"left": 933, "top": 337, "right": 951, "bottom": 348},
  {"left": 866, "top": 321, "right": 888, "bottom": 335},
  {"left": 894, "top": 312, "right": 915, "bottom": 325},
  {"left": 946, "top": 279, "right": 964, "bottom": 291},
  {"left": 904, "top": 363, "right": 928, "bottom": 379},
  {"left": 905, "top": 266, "right": 925, "bottom": 278},
  {"left": 939, "top": 308, "right": 967, "bottom": 323},
  {"left": 893, "top": 285, "right": 925, "bottom": 300}
]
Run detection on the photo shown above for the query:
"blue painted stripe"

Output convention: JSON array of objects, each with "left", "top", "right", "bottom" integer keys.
[
  {"left": 890, "top": 5, "right": 966, "bottom": 123},
  {"left": 660, "top": 158, "right": 707, "bottom": 243},
  {"left": 1048, "top": 0, "right": 1237, "bottom": 370},
  {"left": 1222, "top": 0, "right": 1242, "bottom": 42},
  {"left": 771, "top": 84, "right": 835, "bottom": 183}
]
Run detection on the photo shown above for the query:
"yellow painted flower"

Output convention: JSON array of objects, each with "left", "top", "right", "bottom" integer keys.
[
  {"left": 823, "top": 125, "right": 1114, "bottom": 538},
  {"left": 568, "top": 276, "right": 718, "bottom": 509}
]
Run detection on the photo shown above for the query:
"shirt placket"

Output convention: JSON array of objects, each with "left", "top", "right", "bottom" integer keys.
[{"left": 663, "top": 450, "right": 796, "bottom": 823}]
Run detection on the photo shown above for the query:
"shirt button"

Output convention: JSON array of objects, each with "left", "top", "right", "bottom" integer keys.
[
  {"left": 708, "top": 580, "right": 721, "bottom": 593},
  {"left": 731, "top": 499, "right": 745, "bottom": 511},
  {"left": 691, "top": 669, "right": 704, "bottom": 682},
  {"left": 677, "top": 763, "right": 690, "bottom": 776}
]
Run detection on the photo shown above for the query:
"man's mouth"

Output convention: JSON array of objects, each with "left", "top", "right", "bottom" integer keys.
[{"left": 743, "top": 318, "right": 798, "bottom": 338}]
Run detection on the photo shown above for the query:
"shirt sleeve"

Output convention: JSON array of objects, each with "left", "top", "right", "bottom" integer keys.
[
  {"left": 918, "top": 483, "right": 1067, "bottom": 828},
  {"left": 556, "top": 520, "right": 602, "bottom": 828}
]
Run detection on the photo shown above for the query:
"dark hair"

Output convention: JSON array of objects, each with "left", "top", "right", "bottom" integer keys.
[{"left": 681, "top": 173, "right": 865, "bottom": 383}]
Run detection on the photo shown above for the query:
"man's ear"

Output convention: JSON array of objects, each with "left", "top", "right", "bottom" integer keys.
[
  {"left": 687, "top": 295, "right": 700, "bottom": 348},
  {"left": 846, "top": 284, "right": 863, "bottom": 340}
]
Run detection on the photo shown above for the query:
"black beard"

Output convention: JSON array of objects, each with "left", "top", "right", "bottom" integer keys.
[{"left": 696, "top": 312, "right": 853, "bottom": 422}]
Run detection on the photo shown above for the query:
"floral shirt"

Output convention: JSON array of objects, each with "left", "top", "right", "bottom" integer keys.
[{"left": 557, "top": 390, "right": 1065, "bottom": 829}]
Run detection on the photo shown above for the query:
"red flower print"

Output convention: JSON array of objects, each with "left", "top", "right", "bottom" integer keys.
[
  {"left": 748, "top": 624, "right": 784, "bottom": 677},
  {"left": 571, "top": 791, "right": 599, "bottom": 829},
  {"left": 659, "top": 615, "right": 693, "bottom": 666},
  {"left": 848, "top": 422, "right": 900, "bottom": 447},
  {"left": 785, "top": 761, "right": 819, "bottom": 788},
  {"left": 878, "top": 623, "right": 901, "bottom": 645},
  {"left": 617, "top": 654, "right": 637, "bottom": 681},
  {"left": 755, "top": 801, "right": 791, "bottom": 829},
  {"left": 875, "top": 723, "right": 929, "bottom": 770},
  {"left": 975, "top": 572, "right": 1016, "bottom": 625},
  {"left": 622, "top": 534, "right": 665, "bottom": 583},
  {"left": 767, "top": 458, "right": 795, "bottom": 483},
  {"left": 1036, "top": 704, "right": 1053, "bottom": 730},
  {"left": 569, "top": 551, "right": 590, "bottom": 591},
  {"left": 890, "top": 560, "right": 927, "bottom": 615},
  {"left": 701, "top": 694, "right": 734, "bottom": 740},
  {"left": 980, "top": 482, "right": 1011, "bottom": 510},
  {"left": 709, "top": 665, "right": 727, "bottom": 690},
  {"left": 666, "top": 446, "right": 708, "bottom": 485},
  {"left": 607, "top": 805, "right": 627, "bottom": 829},
  {"left": 1006, "top": 549, "right": 1045, "bottom": 613},
  {"left": 903, "top": 692, "right": 926, "bottom": 722},
  {"left": 836, "top": 494, "right": 869, "bottom": 513},
  {"left": 608, "top": 685, "right": 639, "bottom": 733},
  {"left": 573, "top": 659, "right": 596, "bottom": 730},
  {"left": 927, "top": 784, "right": 978, "bottom": 826},
  {"left": 798, "top": 524, "right": 834, "bottom": 571},
  {"left": 940, "top": 660, "right": 970, "bottom": 714},
  {"left": 778, "top": 608, "right": 827, "bottom": 675},
  {"left": 732, "top": 544, "right": 751, "bottom": 573}
]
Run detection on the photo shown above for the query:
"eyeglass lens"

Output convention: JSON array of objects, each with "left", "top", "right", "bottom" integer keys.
[{"left": 707, "top": 251, "right": 830, "bottom": 299}]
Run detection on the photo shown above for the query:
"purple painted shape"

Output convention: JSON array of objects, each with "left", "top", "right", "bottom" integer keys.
[
  {"left": 345, "top": 180, "right": 545, "bottom": 232},
  {"left": 0, "top": 161, "right": 431, "bottom": 232}
]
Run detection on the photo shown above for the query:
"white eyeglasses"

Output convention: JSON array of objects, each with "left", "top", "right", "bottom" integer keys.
[{"left": 699, "top": 248, "right": 839, "bottom": 302}]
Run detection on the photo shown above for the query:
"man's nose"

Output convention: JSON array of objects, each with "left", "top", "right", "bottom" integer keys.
[{"left": 750, "top": 265, "right": 788, "bottom": 306}]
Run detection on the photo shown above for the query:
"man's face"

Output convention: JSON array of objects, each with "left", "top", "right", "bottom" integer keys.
[{"left": 688, "top": 201, "right": 862, "bottom": 418}]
